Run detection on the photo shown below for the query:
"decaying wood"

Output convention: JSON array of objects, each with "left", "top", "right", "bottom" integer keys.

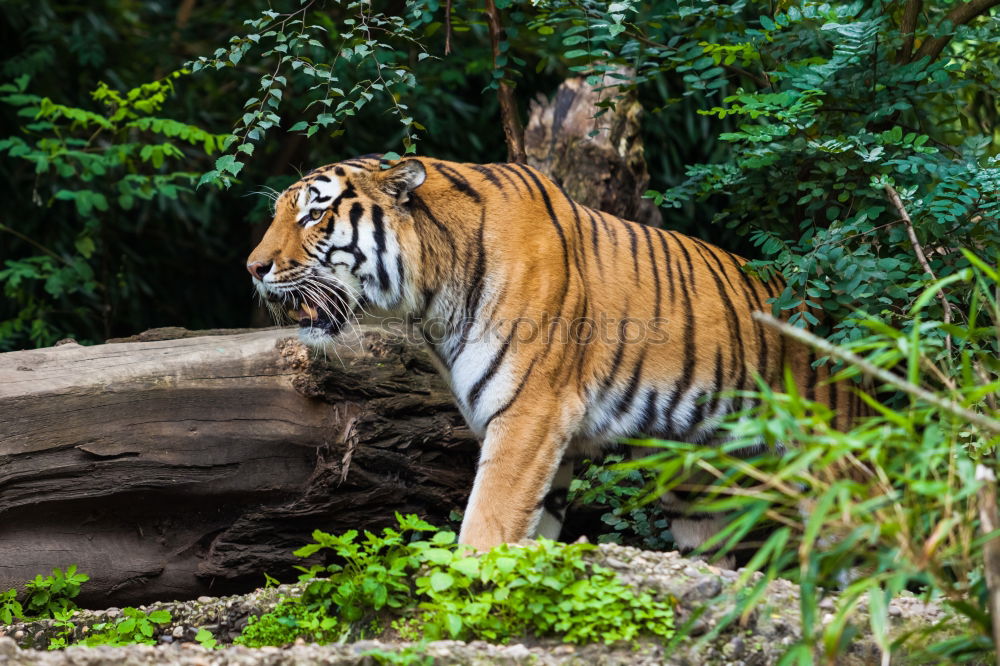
[
  {"left": 0, "top": 327, "right": 477, "bottom": 607},
  {"left": 524, "top": 67, "right": 662, "bottom": 227}
]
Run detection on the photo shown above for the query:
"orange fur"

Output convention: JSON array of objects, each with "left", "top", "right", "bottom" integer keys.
[{"left": 248, "top": 156, "right": 863, "bottom": 552}]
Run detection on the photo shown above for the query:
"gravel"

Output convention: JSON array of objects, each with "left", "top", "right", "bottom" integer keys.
[{"left": 0, "top": 543, "right": 968, "bottom": 665}]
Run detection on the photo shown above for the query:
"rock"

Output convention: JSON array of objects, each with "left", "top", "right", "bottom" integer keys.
[
  {"left": 0, "top": 544, "right": 963, "bottom": 665},
  {"left": 681, "top": 576, "right": 723, "bottom": 603}
]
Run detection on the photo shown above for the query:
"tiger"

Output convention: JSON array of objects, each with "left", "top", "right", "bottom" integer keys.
[{"left": 246, "top": 155, "right": 863, "bottom": 559}]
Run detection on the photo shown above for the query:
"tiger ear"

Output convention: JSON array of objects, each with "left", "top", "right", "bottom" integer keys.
[{"left": 379, "top": 159, "right": 426, "bottom": 204}]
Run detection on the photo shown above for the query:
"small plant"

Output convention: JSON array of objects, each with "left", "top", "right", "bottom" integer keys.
[
  {"left": 569, "top": 454, "right": 672, "bottom": 550},
  {"left": 234, "top": 599, "right": 340, "bottom": 647},
  {"left": 45, "top": 610, "right": 77, "bottom": 651},
  {"left": 22, "top": 565, "right": 89, "bottom": 619},
  {"left": 360, "top": 644, "right": 433, "bottom": 666},
  {"left": 195, "top": 627, "right": 219, "bottom": 650},
  {"left": 82, "top": 607, "right": 172, "bottom": 647},
  {"left": 0, "top": 587, "right": 23, "bottom": 624},
  {"left": 235, "top": 514, "right": 675, "bottom": 647}
]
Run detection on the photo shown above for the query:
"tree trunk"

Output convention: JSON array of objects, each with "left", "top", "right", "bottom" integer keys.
[
  {"left": 0, "top": 328, "right": 477, "bottom": 607},
  {"left": 524, "top": 67, "right": 663, "bottom": 227}
]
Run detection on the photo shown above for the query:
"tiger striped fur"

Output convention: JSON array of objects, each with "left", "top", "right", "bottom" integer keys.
[{"left": 247, "top": 155, "right": 863, "bottom": 556}]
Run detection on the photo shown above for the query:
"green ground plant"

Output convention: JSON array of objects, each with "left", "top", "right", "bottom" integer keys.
[
  {"left": 568, "top": 454, "right": 672, "bottom": 550},
  {"left": 234, "top": 513, "right": 675, "bottom": 647},
  {"left": 81, "top": 607, "right": 173, "bottom": 647},
  {"left": 0, "top": 588, "right": 22, "bottom": 624},
  {"left": 630, "top": 252, "right": 999, "bottom": 662},
  {"left": 20, "top": 565, "right": 88, "bottom": 619}
]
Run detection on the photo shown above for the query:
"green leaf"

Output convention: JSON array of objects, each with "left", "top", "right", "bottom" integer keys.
[{"left": 429, "top": 572, "right": 454, "bottom": 592}]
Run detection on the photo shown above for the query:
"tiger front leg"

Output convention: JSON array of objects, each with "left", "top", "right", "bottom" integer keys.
[{"left": 458, "top": 408, "right": 577, "bottom": 551}]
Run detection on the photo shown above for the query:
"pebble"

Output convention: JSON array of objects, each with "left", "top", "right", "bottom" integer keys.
[
  {"left": 0, "top": 637, "right": 16, "bottom": 657},
  {"left": 504, "top": 643, "right": 531, "bottom": 657},
  {"left": 603, "top": 556, "right": 629, "bottom": 568},
  {"left": 682, "top": 575, "right": 722, "bottom": 603},
  {"left": 172, "top": 625, "right": 186, "bottom": 638},
  {"left": 197, "top": 596, "right": 214, "bottom": 604}
]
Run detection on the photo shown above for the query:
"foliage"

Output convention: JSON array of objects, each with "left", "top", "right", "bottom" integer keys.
[
  {"left": 359, "top": 644, "right": 433, "bottom": 666},
  {"left": 195, "top": 627, "right": 219, "bottom": 650},
  {"left": 234, "top": 513, "right": 675, "bottom": 647},
  {"left": 630, "top": 254, "right": 999, "bottom": 662},
  {"left": 44, "top": 610, "right": 77, "bottom": 651},
  {"left": 82, "top": 607, "right": 173, "bottom": 647},
  {"left": 0, "top": 70, "right": 227, "bottom": 348},
  {"left": 568, "top": 454, "right": 672, "bottom": 550},
  {"left": 0, "top": 587, "right": 23, "bottom": 625},
  {"left": 233, "top": 599, "right": 340, "bottom": 647},
  {"left": 21, "top": 565, "right": 88, "bottom": 619}
]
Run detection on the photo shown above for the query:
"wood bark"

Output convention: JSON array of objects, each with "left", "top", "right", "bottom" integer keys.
[
  {"left": 0, "top": 327, "right": 478, "bottom": 608},
  {"left": 524, "top": 67, "right": 663, "bottom": 227}
]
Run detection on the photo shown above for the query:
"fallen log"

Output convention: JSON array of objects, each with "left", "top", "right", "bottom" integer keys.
[{"left": 0, "top": 327, "right": 478, "bottom": 607}]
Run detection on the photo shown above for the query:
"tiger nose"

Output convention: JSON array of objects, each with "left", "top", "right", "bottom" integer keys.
[{"left": 247, "top": 261, "right": 272, "bottom": 280}]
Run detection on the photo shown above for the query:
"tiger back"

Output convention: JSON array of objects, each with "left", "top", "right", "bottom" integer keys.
[{"left": 246, "top": 155, "right": 863, "bottom": 556}]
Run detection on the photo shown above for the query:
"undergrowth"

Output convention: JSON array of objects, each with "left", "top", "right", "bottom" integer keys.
[{"left": 234, "top": 513, "right": 675, "bottom": 647}]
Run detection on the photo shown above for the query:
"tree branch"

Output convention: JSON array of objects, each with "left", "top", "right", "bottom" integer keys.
[
  {"left": 444, "top": 0, "right": 453, "bottom": 55},
  {"left": 484, "top": 0, "right": 525, "bottom": 163},
  {"left": 897, "top": 0, "right": 923, "bottom": 63},
  {"left": 884, "top": 184, "right": 955, "bottom": 352},
  {"left": 912, "top": 0, "right": 1000, "bottom": 62},
  {"left": 752, "top": 312, "right": 1000, "bottom": 435}
]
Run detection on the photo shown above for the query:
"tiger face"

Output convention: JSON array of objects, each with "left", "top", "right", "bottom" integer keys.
[{"left": 247, "top": 159, "right": 426, "bottom": 346}]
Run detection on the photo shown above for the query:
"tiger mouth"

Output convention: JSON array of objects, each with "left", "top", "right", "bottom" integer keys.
[{"left": 265, "top": 288, "right": 352, "bottom": 336}]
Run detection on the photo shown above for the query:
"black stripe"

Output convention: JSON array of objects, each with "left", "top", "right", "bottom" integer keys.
[
  {"left": 483, "top": 357, "right": 539, "bottom": 429},
  {"left": 624, "top": 222, "right": 640, "bottom": 281},
  {"left": 601, "top": 316, "right": 630, "bottom": 392},
  {"left": 450, "top": 213, "right": 488, "bottom": 364},
  {"left": 584, "top": 208, "right": 604, "bottom": 274},
  {"left": 639, "top": 389, "right": 659, "bottom": 434},
  {"left": 469, "top": 164, "right": 504, "bottom": 191},
  {"left": 409, "top": 193, "right": 457, "bottom": 263},
  {"left": 497, "top": 163, "right": 531, "bottom": 195},
  {"left": 597, "top": 211, "right": 616, "bottom": 243},
  {"left": 656, "top": 230, "right": 676, "bottom": 307},
  {"left": 684, "top": 391, "right": 708, "bottom": 439},
  {"left": 370, "top": 204, "right": 390, "bottom": 291},
  {"left": 515, "top": 165, "right": 571, "bottom": 315},
  {"left": 468, "top": 323, "right": 517, "bottom": 409},
  {"left": 434, "top": 163, "right": 482, "bottom": 202},
  {"left": 396, "top": 254, "right": 405, "bottom": 298},
  {"left": 661, "top": 234, "right": 698, "bottom": 434},
  {"left": 703, "top": 347, "right": 725, "bottom": 429},
  {"left": 330, "top": 181, "right": 357, "bottom": 218},
  {"left": 564, "top": 197, "right": 588, "bottom": 276},
  {"left": 719, "top": 251, "right": 770, "bottom": 384},
  {"left": 641, "top": 224, "right": 661, "bottom": 320},
  {"left": 761, "top": 278, "right": 786, "bottom": 380},
  {"left": 613, "top": 352, "right": 646, "bottom": 415},
  {"left": 691, "top": 240, "right": 747, "bottom": 392}
]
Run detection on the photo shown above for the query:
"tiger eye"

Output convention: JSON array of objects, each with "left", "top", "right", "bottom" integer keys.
[{"left": 309, "top": 208, "right": 323, "bottom": 220}]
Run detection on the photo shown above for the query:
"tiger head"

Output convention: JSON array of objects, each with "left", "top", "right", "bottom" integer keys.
[{"left": 247, "top": 158, "right": 427, "bottom": 346}]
